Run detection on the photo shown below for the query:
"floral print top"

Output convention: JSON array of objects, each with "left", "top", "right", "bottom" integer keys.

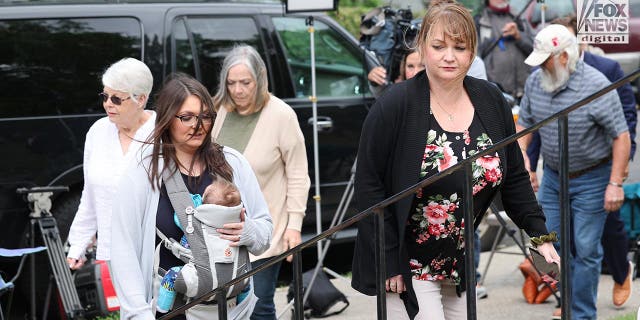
[{"left": 405, "top": 113, "right": 503, "bottom": 288}]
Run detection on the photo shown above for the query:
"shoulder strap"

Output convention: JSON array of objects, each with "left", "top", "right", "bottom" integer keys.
[
  {"left": 161, "top": 164, "right": 216, "bottom": 298},
  {"left": 155, "top": 227, "right": 193, "bottom": 262},
  {"left": 162, "top": 164, "right": 195, "bottom": 233},
  {"left": 157, "top": 165, "right": 196, "bottom": 263}
]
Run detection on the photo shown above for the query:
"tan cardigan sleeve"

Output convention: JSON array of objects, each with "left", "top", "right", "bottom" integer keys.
[
  {"left": 216, "top": 97, "right": 310, "bottom": 259},
  {"left": 278, "top": 108, "right": 310, "bottom": 231}
]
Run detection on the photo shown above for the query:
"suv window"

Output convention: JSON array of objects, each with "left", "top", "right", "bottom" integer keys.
[
  {"left": 171, "top": 16, "right": 265, "bottom": 93},
  {"left": 0, "top": 18, "right": 142, "bottom": 117},
  {"left": 272, "top": 17, "right": 367, "bottom": 98}
]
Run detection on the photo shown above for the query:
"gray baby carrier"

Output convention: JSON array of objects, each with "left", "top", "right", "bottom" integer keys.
[{"left": 158, "top": 166, "right": 251, "bottom": 302}]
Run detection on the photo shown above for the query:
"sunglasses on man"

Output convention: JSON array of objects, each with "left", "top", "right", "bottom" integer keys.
[{"left": 99, "top": 92, "right": 132, "bottom": 105}]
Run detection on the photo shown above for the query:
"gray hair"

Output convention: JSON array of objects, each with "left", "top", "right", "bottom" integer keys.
[
  {"left": 213, "top": 45, "right": 270, "bottom": 113},
  {"left": 101, "top": 57, "right": 153, "bottom": 106},
  {"left": 564, "top": 42, "right": 580, "bottom": 72}
]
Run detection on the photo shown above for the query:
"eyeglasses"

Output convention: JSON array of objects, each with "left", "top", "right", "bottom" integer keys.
[
  {"left": 174, "top": 114, "right": 215, "bottom": 126},
  {"left": 99, "top": 92, "right": 132, "bottom": 105}
]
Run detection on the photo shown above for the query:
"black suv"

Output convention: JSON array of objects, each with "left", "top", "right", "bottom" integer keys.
[{"left": 0, "top": 0, "right": 375, "bottom": 315}]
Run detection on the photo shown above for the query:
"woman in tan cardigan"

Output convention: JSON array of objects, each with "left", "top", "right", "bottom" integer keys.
[{"left": 212, "top": 45, "right": 310, "bottom": 320}]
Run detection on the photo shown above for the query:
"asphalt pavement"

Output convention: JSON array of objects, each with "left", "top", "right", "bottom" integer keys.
[{"left": 274, "top": 245, "right": 640, "bottom": 320}]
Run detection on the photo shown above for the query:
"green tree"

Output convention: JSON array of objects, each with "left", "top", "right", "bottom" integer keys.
[
  {"left": 458, "top": 0, "right": 484, "bottom": 16},
  {"left": 327, "top": 0, "right": 382, "bottom": 38}
]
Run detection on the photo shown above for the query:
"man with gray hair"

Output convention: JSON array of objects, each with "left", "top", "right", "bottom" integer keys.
[{"left": 515, "top": 24, "right": 630, "bottom": 320}]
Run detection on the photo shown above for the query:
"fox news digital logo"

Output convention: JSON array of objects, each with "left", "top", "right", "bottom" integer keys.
[{"left": 577, "top": 0, "right": 629, "bottom": 44}]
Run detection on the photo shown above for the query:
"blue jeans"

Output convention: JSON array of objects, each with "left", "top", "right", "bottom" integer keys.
[
  {"left": 250, "top": 258, "right": 282, "bottom": 320},
  {"left": 602, "top": 209, "right": 631, "bottom": 284},
  {"left": 540, "top": 162, "right": 610, "bottom": 320}
]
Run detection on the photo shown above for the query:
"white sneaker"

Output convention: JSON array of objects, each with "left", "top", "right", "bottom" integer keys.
[{"left": 476, "top": 285, "right": 488, "bottom": 299}]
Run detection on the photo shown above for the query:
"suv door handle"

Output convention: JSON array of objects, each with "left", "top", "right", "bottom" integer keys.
[{"left": 307, "top": 116, "right": 333, "bottom": 132}]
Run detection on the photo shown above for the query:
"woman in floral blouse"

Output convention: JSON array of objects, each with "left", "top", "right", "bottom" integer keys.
[{"left": 350, "top": 1, "right": 560, "bottom": 319}]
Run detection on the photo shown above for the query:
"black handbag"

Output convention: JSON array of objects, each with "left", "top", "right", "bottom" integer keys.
[{"left": 286, "top": 269, "right": 349, "bottom": 318}]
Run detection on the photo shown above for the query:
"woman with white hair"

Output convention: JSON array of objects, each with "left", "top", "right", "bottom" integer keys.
[
  {"left": 66, "top": 57, "right": 156, "bottom": 269},
  {"left": 212, "top": 45, "right": 310, "bottom": 320}
]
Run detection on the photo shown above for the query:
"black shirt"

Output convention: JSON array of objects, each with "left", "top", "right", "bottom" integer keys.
[{"left": 156, "top": 172, "right": 213, "bottom": 271}]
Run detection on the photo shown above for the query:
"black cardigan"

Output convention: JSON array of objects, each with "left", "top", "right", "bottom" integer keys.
[{"left": 351, "top": 71, "right": 548, "bottom": 319}]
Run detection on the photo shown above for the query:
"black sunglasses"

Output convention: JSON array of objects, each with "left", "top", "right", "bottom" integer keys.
[{"left": 99, "top": 92, "right": 132, "bottom": 105}]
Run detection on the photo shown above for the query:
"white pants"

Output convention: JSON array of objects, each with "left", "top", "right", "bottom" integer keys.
[{"left": 386, "top": 279, "right": 467, "bottom": 320}]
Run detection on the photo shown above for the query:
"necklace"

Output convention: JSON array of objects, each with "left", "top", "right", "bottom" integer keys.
[{"left": 430, "top": 90, "right": 457, "bottom": 122}]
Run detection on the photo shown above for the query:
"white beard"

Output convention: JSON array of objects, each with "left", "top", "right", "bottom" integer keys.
[{"left": 540, "top": 57, "right": 571, "bottom": 93}]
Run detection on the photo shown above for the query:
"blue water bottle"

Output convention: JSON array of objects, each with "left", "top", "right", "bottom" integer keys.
[
  {"left": 236, "top": 284, "right": 251, "bottom": 304},
  {"left": 157, "top": 266, "right": 182, "bottom": 313}
]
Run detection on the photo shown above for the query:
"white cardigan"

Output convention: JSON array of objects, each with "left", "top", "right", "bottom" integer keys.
[
  {"left": 67, "top": 111, "right": 156, "bottom": 261},
  {"left": 109, "top": 146, "right": 272, "bottom": 319}
]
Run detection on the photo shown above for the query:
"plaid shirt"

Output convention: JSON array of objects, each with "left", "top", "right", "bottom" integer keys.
[{"left": 518, "top": 61, "right": 628, "bottom": 172}]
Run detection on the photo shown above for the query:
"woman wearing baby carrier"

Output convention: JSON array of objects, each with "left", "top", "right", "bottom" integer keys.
[{"left": 109, "top": 72, "right": 273, "bottom": 319}]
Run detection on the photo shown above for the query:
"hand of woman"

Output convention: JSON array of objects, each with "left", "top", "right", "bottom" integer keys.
[
  {"left": 218, "top": 208, "right": 246, "bottom": 247},
  {"left": 67, "top": 257, "right": 85, "bottom": 270},
  {"left": 529, "top": 170, "right": 539, "bottom": 192},
  {"left": 535, "top": 242, "right": 561, "bottom": 266},
  {"left": 284, "top": 229, "right": 302, "bottom": 263},
  {"left": 368, "top": 66, "right": 388, "bottom": 86},
  {"left": 385, "top": 274, "right": 405, "bottom": 293}
]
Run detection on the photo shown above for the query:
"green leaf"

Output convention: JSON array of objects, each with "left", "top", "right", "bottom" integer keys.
[{"left": 427, "top": 130, "right": 436, "bottom": 143}]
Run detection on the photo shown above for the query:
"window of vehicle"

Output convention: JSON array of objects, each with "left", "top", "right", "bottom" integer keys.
[
  {"left": 0, "top": 18, "right": 142, "bottom": 117},
  {"left": 272, "top": 17, "right": 368, "bottom": 98},
  {"left": 171, "top": 16, "right": 265, "bottom": 93}
]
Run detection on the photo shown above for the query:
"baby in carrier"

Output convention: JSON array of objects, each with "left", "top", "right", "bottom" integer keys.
[
  {"left": 176, "top": 178, "right": 242, "bottom": 249},
  {"left": 157, "top": 177, "right": 250, "bottom": 313}
]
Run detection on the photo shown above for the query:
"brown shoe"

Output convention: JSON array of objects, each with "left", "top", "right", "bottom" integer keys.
[
  {"left": 613, "top": 261, "right": 634, "bottom": 307},
  {"left": 519, "top": 257, "right": 542, "bottom": 284},
  {"left": 523, "top": 275, "right": 539, "bottom": 304},
  {"left": 534, "top": 282, "right": 557, "bottom": 304},
  {"left": 551, "top": 307, "right": 561, "bottom": 320}
]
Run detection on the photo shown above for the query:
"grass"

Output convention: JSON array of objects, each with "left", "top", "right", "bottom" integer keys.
[
  {"left": 609, "top": 312, "right": 637, "bottom": 320},
  {"left": 95, "top": 313, "right": 119, "bottom": 320}
]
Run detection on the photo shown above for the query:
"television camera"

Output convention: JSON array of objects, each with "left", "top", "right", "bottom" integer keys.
[{"left": 360, "top": 6, "right": 421, "bottom": 83}]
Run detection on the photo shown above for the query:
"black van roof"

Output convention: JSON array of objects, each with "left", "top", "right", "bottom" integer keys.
[{"left": 0, "top": 0, "right": 280, "bottom": 7}]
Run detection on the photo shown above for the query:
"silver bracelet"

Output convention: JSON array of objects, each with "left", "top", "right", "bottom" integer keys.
[{"left": 608, "top": 181, "right": 623, "bottom": 188}]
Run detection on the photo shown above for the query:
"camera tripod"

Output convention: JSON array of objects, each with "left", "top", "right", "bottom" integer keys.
[
  {"left": 16, "top": 186, "right": 84, "bottom": 319},
  {"left": 480, "top": 202, "right": 560, "bottom": 304},
  {"left": 278, "top": 160, "right": 356, "bottom": 319}
]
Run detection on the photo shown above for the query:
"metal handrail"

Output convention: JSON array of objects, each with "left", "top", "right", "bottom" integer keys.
[{"left": 159, "top": 68, "right": 640, "bottom": 320}]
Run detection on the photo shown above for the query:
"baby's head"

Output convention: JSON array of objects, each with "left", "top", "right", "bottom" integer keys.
[{"left": 202, "top": 177, "right": 241, "bottom": 207}]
